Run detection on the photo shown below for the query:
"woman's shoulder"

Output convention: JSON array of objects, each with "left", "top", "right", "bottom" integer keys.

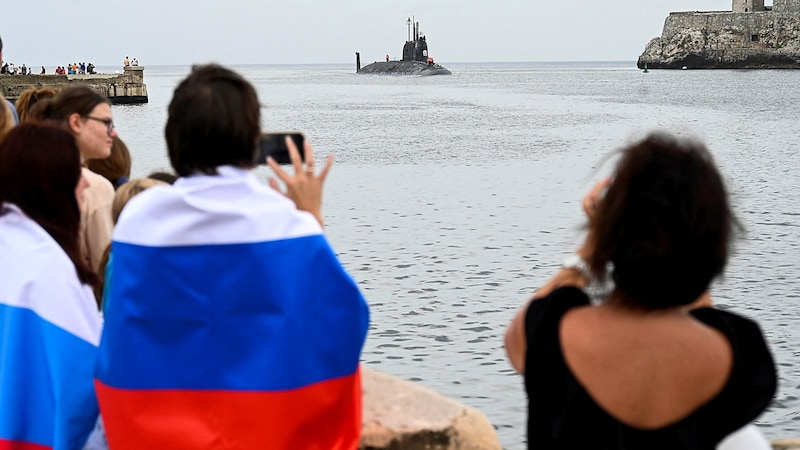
[
  {"left": 691, "top": 307, "right": 777, "bottom": 428},
  {"left": 690, "top": 307, "right": 763, "bottom": 332},
  {"left": 526, "top": 287, "right": 591, "bottom": 325},
  {"left": 0, "top": 208, "right": 101, "bottom": 344},
  {"left": 83, "top": 168, "right": 115, "bottom": 200},
  {"left": 524, "top": 286, "right": 591, "bottom": 346},
  {"left": 690, "top": 307, "right": 775, "bottom": 365},
  {"left": 113, "top": 170, "right": 322, "bottom": 246}
]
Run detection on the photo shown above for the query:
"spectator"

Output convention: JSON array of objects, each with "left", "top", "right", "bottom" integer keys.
[
  {"left": 0, "top": 97, "right": 13, "bottom": 144},
  {"left": 87, "top": 136, "right": 132, "bottom": 189},
  {"left": 14, "top": 87, "right": 58, "bottom": 123},
  {"left": 0, "top": 34, "right": 20, "bottom": 124},
  {"left": 0, "top": 123, "right": 103, "bottom": 449},
  {"left": 29, "top": 85, "right": 117, "bottom": 276},
  {"left": 95, "top": 63, "right": 369, "bottom": 449},
  {"left": 505, "top": 132, "right": 777, "bottom": 449}
]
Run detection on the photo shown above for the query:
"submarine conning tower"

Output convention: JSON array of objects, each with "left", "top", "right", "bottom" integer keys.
[{"left": 402, "top": 18, "right": 431, "bottom": 62}]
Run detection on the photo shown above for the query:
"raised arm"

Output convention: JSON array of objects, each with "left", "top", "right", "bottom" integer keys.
[{"left": 504, "top": 178, "right": 609, "bottom": 374}]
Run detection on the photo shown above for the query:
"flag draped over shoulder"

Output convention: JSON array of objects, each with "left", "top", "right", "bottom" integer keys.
[
  {"left": 0, "top": 204, "right": 102, "bottom": 450},
  {"left": 95, "top": 167, "right": 370, "bottom": 450}
]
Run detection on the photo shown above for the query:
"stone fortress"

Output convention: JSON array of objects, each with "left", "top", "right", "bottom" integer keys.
[{"left": 638, "top": 0, "right": 800, "bottom": 68}]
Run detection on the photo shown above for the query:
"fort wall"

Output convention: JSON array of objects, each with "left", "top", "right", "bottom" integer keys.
[{"left": 638, "top": 6, "right": 800, "bottom": 68}]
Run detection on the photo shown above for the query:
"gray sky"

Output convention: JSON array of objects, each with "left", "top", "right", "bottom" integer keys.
[{"left": 3, "top": 0, "right": 740, "bottom": 67}]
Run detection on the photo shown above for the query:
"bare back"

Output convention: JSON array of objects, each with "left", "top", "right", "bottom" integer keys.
[{"left": 560, "top": 303, "right": 733, "bottom": 430}]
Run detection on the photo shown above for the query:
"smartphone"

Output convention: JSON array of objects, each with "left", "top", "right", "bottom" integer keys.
[{"left": 256, "top": 132, "right": 306, "bottom": 165}]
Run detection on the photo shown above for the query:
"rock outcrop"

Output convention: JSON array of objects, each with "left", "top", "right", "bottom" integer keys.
[
  {"left": 638, "top": 0, "right": 800, "bottom": 69},
  {"left": 360, "top": 368, "right": 501, "bottom": 450}
]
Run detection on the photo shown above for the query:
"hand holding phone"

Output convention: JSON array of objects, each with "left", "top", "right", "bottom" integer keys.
[
  {"left": 256, "top": 132, "right": 306, "bottom": 165},
  {"left": 264, "top": 133, "right": 335, "bottom": 227}
]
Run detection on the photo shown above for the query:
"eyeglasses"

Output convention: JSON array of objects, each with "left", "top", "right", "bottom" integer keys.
[{"left": 83, "top": 116, "right": 115, "bottom": 135}]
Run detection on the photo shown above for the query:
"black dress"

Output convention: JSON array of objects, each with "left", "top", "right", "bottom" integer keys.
[{"left": 524, "top": 287, "right": 777, "bottom": 450}]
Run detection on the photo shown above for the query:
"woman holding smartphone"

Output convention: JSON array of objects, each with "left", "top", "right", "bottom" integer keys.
[
  {"left": 505, "top": 132, "right": 776, "bottom": 449},
  {"left": 95, "top": 64, "right": 369, "bottom": 450}
]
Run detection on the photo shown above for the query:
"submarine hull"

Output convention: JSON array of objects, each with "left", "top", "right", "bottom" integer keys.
[{"left": 358, "top": 60, "right": 451, "bottom": 76}]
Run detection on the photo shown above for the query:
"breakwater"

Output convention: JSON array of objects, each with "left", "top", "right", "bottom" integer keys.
[{"left": 0, "top": 65, "right": 147, "bottom": 103}]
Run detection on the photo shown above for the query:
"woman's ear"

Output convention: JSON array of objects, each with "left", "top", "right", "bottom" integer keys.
[{"left": 68, "top": 112, "right": 83, "bottom": 134}]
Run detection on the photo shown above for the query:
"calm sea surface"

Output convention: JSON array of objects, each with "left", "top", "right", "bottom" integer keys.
[{"left": 105, "top": 62, "right": 800, "bottom": 449}]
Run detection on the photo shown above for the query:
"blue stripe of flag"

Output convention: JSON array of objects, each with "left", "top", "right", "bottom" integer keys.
[
  {"left": 0, "top": 304, "right": 99, "bottom": 449},
  {"left": 97, "top": 234, "right": 369, "bottom": 391}
]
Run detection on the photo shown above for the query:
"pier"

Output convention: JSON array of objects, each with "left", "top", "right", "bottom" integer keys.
[{"left": 0, "top": 65, "right": 148, "bottom": 104}]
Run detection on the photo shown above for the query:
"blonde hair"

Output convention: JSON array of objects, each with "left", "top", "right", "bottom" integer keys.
[{"left": 112, "top": 178, "right": 167, "bottom": 224}]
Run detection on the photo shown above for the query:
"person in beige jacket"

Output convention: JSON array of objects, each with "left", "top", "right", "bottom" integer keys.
[{"left": 30, "top": 85, "right": 116, "bottom": 279}]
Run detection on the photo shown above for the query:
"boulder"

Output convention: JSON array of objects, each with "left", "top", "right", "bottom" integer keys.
[{"left": 361, "top": 368, "right": 501, "bottom": 450}]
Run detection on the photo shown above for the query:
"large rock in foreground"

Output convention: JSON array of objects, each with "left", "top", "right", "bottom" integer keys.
[{"left": 361, "top": 368, "right": 501, "bottom": 450}]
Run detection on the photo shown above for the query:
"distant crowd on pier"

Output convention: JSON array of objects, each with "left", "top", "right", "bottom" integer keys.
[{"left": 1, "top": 61, "right": 97, "bottom": 75}]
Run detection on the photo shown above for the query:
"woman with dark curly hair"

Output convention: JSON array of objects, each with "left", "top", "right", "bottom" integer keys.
[{"left": 505, "top": 132, "right": 776, "bottom": 449}]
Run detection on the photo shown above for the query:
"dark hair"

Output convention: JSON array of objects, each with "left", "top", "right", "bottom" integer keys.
[
  {"left": 165, "top": 64, "right": 260, "bottom": 177},
  {"left": 87, "top": 135, "right": 132, "bottom": 189},
  {"left": 588, "top": 132, "right": 737, "bottom": 309},
  {"left": 147, "top": 170, "right": 179, "bottom": 185},
  {"left": 0, "top": 34, "right": 3, "bottom": 52},
  {"left": 0, "top": 123, "right": 98, "bottom": 287},
  {"left": 28, "top": 84, "right": 109, "bottom": 125}
]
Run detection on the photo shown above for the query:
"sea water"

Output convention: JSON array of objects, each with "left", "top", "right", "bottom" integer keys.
[{"left": 107, "top": 62, "right": 800, "bottom": 449}]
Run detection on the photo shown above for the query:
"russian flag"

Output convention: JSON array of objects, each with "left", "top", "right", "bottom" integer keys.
[
  {"left": 0, "top": 204, "right": 103, "bottom": 450},
  {"left": 95, "top": 167, "right": 370, "bottom": 449}
]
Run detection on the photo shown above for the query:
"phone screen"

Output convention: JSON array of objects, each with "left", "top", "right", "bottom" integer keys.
[{"left": 256, "top": 132, "right": 306, "bottom": 165}]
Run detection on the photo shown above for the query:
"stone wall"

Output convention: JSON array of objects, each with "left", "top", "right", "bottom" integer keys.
[
  {"left": 638, "top": 3, "right": 800, "bottom": 69},
  {"left": 0, "top": 66, "right": 148, "bottom": 104},
  {"left": 775, "top": 0, "right": 800, "bottom": 14}
]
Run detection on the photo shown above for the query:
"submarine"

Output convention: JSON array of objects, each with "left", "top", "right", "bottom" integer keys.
[{"left": 356, "top": 17, "right": 451, "bottom": 76}]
